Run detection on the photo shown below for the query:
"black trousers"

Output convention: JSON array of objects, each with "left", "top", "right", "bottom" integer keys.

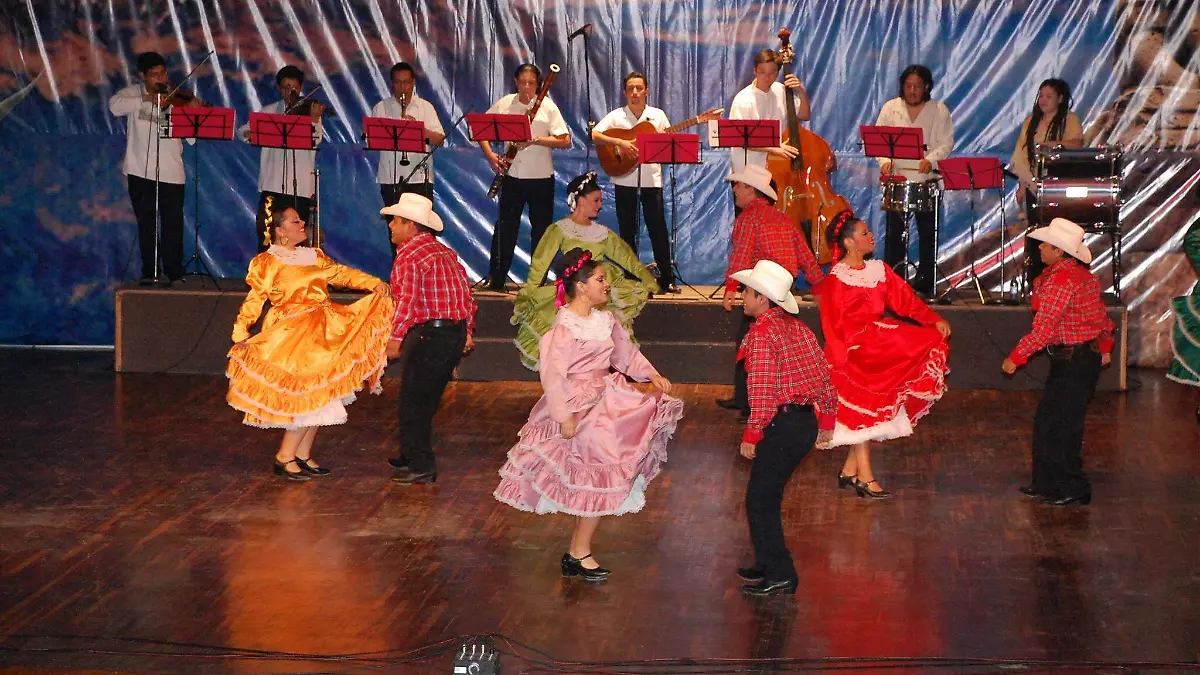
[
  {"left": 1031, "top": 345, "right": 1102, "bottom": 499},
  {"left": 731, "top": 313, "right": 754, "bottom": 410},
  {"left": 256, "top": 191, "right": 312, "bottom": 252},
  {"left": 380, "top": 181, "right": 432, "bottom": 210},
  {"left": 615, "top": 185, "right": 673, "bottom": 286},
  {"left": 398, "top": 322, "right": 468, "bottom": 474},
  {"left": 884, "top": 209, "right": 936, "bottom": 293},
  {"left": 127, "top": 175, "right": 185, "bottom": 281},
  {"left": 746, "top": 404, "right": 817, "bottom": 583},
  {"left": 490, "top": 176, "right": 554, "bottom": 282},
  {"left": 1023, "top": 188, "right": 1047, "bottom": 283}
]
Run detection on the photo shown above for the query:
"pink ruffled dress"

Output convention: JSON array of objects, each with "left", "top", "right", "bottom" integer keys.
[{"left": 494, "top": 308, "right": 685, "bottom": 517}]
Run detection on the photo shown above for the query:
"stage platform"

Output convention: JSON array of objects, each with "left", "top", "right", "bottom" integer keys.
[
  {"left": 0, "top": 350, "right": 1195, "bottom": 674},
  {"left": 115, "top": 278, "right": 1128, "bottom": 390}
]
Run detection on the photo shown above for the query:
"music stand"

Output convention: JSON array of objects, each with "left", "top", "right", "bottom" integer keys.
[
  {"left": 714, "top": 119, "right": 780, "bottom": 170},
  {"left": 364, "top": 116, "right": 427, "bottom": 190},
  {"left": 166, "top": 106, "right": 235, "bottom": 286},
  {"left": 248, "top": 112, "right": 318, "bottom": 245},
  {"left": 935, "top": 157, "right": 1003, "bottom": 305},
  {"left": 860, "top": 125, "right": 928, "bottom": 284},
  {"left": 466, "top": 113, "right": 533, "bottom": 291},
  {"left": 639, "top": 133, "right": 702, "bottom": 296}
]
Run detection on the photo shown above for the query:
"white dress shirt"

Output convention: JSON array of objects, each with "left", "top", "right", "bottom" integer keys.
[
  {"left": 728, "top": 81, "right": 803, "bottom": 174},
  {"left": 485, "top": 93, "right": 569, "bottom": 180},
  {"left": 237, "top": 100, "right": 324, "bottom": 197},
  {"left": 594, "top": 105, "right": 671, "bottom": 188},
  {"left": 108, "top": 84, "right": 191, "bottom": 184},
  {"left": 874, "top": 97, "right": 955, "bottom": 182},
  {"left": 371, "top": 94, "right": 444, "bottom": 185}
]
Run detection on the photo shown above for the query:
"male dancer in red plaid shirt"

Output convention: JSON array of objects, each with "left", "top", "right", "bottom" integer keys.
[
  {"left": 1002, "top": 218, "right": 1114, "bottom": 506},
  {"left": 383, "top": 193, "right": 478, "bottom": 484},
  {"left": 731, "top": 260, "right": 837, "bottom": 596},
  {"left": 718, "top": 164, "right": 825, "bottom": 416}
]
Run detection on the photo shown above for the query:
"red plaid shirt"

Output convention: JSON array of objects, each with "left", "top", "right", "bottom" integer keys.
[
  {"left": 390, "top": 232, "right": 478, "bottom": 342},
  {"left": 725, "top": 198, "right": 824, "bottom": 294},
  {"left": 741, "top": 306, "right": 839, "bottom": 443},
  {"left": 1010, "top": 257, "right": 1115, "bottom": 366}
]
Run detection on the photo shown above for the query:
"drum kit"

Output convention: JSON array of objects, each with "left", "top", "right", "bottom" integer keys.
[{"left": 876, "top": 144, "right": 1124, "bottom": 301}]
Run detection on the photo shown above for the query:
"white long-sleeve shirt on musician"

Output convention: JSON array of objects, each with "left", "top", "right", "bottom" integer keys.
[
  {"left": 108, "top": 84, "right": 192, "bottom": 184},
  {"left": 874, "top": 97, "right": 954, "bottom": 182},
  {"left": 728, "top": 81, "right": 804, "bottom": 174},
  {"left": 371, "top": 94, "right": 444, "bottom": 185},
  {"left": 485, "top": 93, "right": 569, "bottom": 180},
  {"left": 237, "top": 100, "right": 324, "bottom": 196}
]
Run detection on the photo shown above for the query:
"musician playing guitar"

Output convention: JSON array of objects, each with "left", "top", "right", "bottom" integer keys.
[
  {"left": 728, "top": 49, "right": 811, "bottom": 176},
  {"left": 478, "top": 63, "right": 570, "bottom": 292},
  {"left": 592, "top": 72, "right": 722, "bottom": 293}
]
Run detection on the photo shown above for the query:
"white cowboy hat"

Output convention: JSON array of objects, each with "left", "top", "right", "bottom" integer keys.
[
  {"left": 730, "top": 259, "right": 799, "bottom": 314},
  {"left": 379, "top": 193, "right": 442, "bottom": 231},
  {"left": 1028, "top": 217, "right": 1091, "bottom": 264},
  {"left": 725, "top": 165, "right": 778, "bottom": 202}
]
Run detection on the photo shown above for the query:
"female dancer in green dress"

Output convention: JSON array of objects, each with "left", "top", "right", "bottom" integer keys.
[
  {"left": 512, "top": 171, "right": 659, "bottom": 370},
  {"left": 1167, "top": 218, "right": 1200, "bottom": 421}
]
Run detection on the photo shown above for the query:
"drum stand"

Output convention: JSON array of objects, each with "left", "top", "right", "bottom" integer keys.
[{"left": 935, "top": 193, "right": 988, "bottom": 305}]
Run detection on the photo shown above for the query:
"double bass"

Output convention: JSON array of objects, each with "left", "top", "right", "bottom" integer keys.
[{"left": 764, "top": 28, "right": 851, "bottom": 264}]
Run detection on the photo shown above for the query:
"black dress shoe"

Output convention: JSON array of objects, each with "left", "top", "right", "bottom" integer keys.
[
  {"left": 838, "top": 472, "right": 857, "bottom": 490},
  {"left": 387, "top": 456, "right": 409, "bottom": 470},
  {"left": 1044, "top": 492, "right": 1091, "bottom": 506},
  {"left": 392, "top": 467, "right": 437, "bottom": 484},
  {"left": 485, "top": 278, "right": 506, "bottom": 292},
  {"left": 273, "top": 459, "right": 312, "bottom": 482},
  {"left": 295, "top": 457, "right": 331, "bottom": 476},
  {"left": 736, "top": 566, "right": 765, "bottom": 582},
  {"left": 663, "top": 284, "right": 682, "bottom": 294},
  {"left": 561, "top": 553, "right": 610, "bottom": 581},
  {"left": 1019, "top": 486, "right": 1042, "bottom": 498},
  {"left": 715, "top": 397, "right": 746, "bottom": 410},
  {"left": 741, "top": 578, "right": 797, "bottom": 596}
]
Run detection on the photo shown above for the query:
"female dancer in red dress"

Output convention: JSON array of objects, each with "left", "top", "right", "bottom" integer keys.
[{"left": 818, "top": 212, "right": 951, "bottom": 498}]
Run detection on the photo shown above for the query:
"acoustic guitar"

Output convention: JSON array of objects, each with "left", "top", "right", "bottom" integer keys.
[{"left": 596, "top": 107, "right": 723, "bottom": 178}]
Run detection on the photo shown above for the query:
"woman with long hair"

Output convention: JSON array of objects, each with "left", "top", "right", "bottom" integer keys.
[
  {"left": 495, "top": 248, "right": 683, "bottom": 580},
  {"left": 512, "top": 171, "right": 659, "bottom": 370},
  {"left": 227, "top": 205, "right": 394, "bottom": 480},
  {"left": 817, "top": 211, "right": 951, "bottom": 498},
  {"left": 1010, "top": 78, "right": 1084, "bottom": 281}
]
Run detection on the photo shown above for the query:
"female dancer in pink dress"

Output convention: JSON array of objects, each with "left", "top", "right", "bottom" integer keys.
[
  {"left": 494, "top": 249, "right": 684, "bottom": 581},
  {"left": 819, "top": 212, "right": 951, "bottom": 499}
]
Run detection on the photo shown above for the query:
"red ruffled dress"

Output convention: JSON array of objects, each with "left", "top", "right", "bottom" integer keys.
[{"left": 818, "top": 259, "right": 949, "bottom": 446}]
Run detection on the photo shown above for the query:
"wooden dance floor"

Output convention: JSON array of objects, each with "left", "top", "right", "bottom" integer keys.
[{"left": 0, "top": 351, "right": 1198, "bottom": 674}]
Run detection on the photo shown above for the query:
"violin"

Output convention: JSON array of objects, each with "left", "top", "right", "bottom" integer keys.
[
  {"left": 284, "top": 91, "right": 338, "bottom": 118},
  {"left": 152, "top": 83, "right": 210, "bottom": 107}
]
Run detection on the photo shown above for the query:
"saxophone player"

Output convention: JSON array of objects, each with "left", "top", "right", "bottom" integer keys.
[
  {"left": 372, "top": 62, "right": 445, "bottom": 211},
  {"left": 477, "top": 63, "right": 570, "bottom": 291}
]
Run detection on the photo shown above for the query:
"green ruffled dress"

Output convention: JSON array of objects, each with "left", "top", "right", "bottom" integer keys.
[
  {"left": 512, "top": 217, "right": 659, "bottom": 370},
  {"left": 1168, "top": 220, "right": 1200, "bottom": 386}
]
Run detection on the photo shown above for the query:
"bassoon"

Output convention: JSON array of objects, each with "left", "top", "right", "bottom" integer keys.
[{"left": 487, "top": 63, "right": 561, "bottom": 198}]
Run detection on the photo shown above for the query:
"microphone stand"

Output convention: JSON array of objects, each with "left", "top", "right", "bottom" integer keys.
[{"left": 569, "top": 26, "right": 595, "bottom": 169}]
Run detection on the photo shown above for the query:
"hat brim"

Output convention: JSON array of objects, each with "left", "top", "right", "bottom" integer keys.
[
  {"left": 1028, "top": 226, "right": 1092, "bottom": 264},
  {"left": 724, "top": 171, "right": 778, "bottom": 202},
  {"left": 730, "top": 270, "right": 799, "bottom": 314}
]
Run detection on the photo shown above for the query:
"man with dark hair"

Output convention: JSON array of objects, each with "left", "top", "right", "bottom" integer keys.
[
  {"left": 382, "top": 193, "right": 477, "bottom": 484},
  {"left": 108, "top": 51, "right": 199, "bottom": 284},
  {"left": 874, "top": 64, "right": 955, "bottom": 295},
  {"left": 238, "top": 65, "right": 325, "bottom": 251},
  {"left": 592, "top": 71, "right": 677, "bottom": 292},
  {"left": 372, "top": 62, "right": 445, "bottom": 212},
  {"left": 478, "top": 63, "right": 570, "bottom": 291},
  {"left": 728, "top": 49, "right": 811, "bottom": 176}
]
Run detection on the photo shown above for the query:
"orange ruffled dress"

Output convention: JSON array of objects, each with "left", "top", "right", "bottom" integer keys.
[{"left": 226, "top": 246, "right": 395, "bottom": 429}]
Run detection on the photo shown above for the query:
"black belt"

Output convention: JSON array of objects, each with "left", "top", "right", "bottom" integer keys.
[
  {"left": 778, "top": 403, "right": 814, "bottom": 414},
  {"left": 421, "top": 319, "right": 464, "bottom": 328},
  {"left": 1046, "top": 339, "right": 1099, "bottom": 359}
]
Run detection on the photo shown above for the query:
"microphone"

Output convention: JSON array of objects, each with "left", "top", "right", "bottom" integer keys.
[{"left": 568, "top": 23, "right": 592, "bottom": 40}]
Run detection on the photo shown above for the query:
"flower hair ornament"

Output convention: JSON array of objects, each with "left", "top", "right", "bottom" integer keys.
[
  {"left": 829, "top": 209, "right": 855, "bottom": 260},
  {"left": 554, "top": 250, "right": 594, "bottom": 307},
  {"left": 261, "top": 195, "right": 275, "bottom": 248},
  {"left": 566, "top": 171, "right": 599, "bottom": 212}
]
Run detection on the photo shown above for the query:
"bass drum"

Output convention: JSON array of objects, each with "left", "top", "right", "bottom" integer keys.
[{"left": 1035, "top": 178, "right": 1120, "bottom": 230}]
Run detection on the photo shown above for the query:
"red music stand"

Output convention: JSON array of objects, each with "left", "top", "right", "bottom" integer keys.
[
  {"left": 466, "top": 113, "right": 531, "bottom": 143},
  {"left": 860, "top": 125, "right": 925, "bottom": 163},
  {"left": 248, "top": 112, "right": 317, "bottom": 150},
  {"left": 935, "top": 156, "right": 1005, "bottom": 306},
  {"left": 166, "top": 106, "right": 235, "bottom": 140},
  {"left": 363, "top": 117, "right": 426, "bottom": 153},
  {"left": 715, "top": 119, "right": 780, "bottom": 150},
  {"left": 638, "top": 133, "right": 703, "bottom": 294}
]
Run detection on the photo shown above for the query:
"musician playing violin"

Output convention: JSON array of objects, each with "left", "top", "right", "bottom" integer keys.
[
  {"left": 108, "top": 51, "right": 201, "bottom": 285},
  {"left": 478, "top": 63, "right": 570, "bottom": 292},
  {"left": 728, "top": 49, "right": 812, "bottom": 176},
  {"left": 372, "top": 62, "right": 445, "bottom": 213},
  {"left": 237, "top": 65, "right": 325, "bottom": 252}
]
